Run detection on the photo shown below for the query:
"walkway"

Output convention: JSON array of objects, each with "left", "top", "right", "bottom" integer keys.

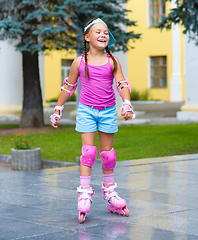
[{"left": 1, "top": 154, "right": 198, "bottom": 239}]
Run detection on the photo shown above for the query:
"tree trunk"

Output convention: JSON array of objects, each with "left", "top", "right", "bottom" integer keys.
[{"left": 20, "top": 51, "right": 44, "bottom": 128}]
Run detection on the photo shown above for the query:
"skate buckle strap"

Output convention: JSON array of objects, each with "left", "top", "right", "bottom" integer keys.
[
  {"left": 77, "top": 187, "right": 94, "bottom": 194},
  {"left": 77, "top": 187, "right": 94, "bottom": 202},
  {"left": 78, "top": 192, "right": 93, "bottom": 202},
  {"left": 103, "top": 183, "right": 118, "bottom": 202},
  {"left": 103, "top": 183, "right": 117, "bottom": 192}
]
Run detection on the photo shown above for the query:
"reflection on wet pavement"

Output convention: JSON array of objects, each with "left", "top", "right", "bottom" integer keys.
[{"left": 1, "top": 154, "right": 198, "bottom": 239}]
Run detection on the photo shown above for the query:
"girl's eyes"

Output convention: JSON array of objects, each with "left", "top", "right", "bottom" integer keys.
[{"left": 96, "top": 31, "right": 109, "bottom": 35}]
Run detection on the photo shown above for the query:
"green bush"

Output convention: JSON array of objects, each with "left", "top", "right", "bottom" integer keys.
[
  {"left": 48, "top": 92, "right": 76, "bottom": 103},
  {"left": 130, "top": 88, "right": 151, "bottom": 101},
  {"left": 130, "top": 89, "right": 140, "bottom": 100},
  {"left": 140, "top": 89, "right": 151, "bottom": 100}
]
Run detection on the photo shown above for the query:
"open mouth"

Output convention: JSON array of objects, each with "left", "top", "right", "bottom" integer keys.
[{"left": 98, "top": 39, "right": 106, "bottom": 43}]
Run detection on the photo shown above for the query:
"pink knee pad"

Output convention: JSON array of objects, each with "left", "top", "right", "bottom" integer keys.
[
  {"left": 80, "top": 145, "right": 98, "bottom": 167},
  {"left": 100, "top": 148, "right": 116, "bottom": 170}
]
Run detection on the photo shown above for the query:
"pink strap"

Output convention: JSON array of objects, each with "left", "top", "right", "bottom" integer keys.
[
  {"left": 61, "top": 77, "right": 78, "bottom": 97},
  {"left": 115, "top": 78, "right": 131, "bottom": 97},
  {"left": 50, "top": 113, "right": 60, "bottom": 124},
  {"left": 121, "top": 105, "right": 136, "bottom": 119}
]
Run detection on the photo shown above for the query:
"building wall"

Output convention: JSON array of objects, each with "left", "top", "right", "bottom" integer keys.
[
  {"left": 184, "top": 34, "right": 198, "bottom": 106},
  {"left": 0, "top": 40, "right": 46, "bottom": 114},
  {"left": 127, "top": 0, "right": 185, "bottom": 101},
  {"left": 0, "top": 40, "right": 23, "bottom": 114},
  {"left": 44, "top": 50, "right": 76, "bottom": 102}
]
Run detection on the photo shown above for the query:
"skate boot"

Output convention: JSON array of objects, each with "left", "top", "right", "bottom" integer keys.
[
  {"left": 101, "top": 182, "right": 129, "bottom": 216},
  {"left": 77, "top": 185, "right": 95, "bottom": 223}
]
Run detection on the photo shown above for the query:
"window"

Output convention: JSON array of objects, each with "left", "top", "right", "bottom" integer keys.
[
  {"left": 61, "top": 59, "right": 73, "bottom": 83},
  {"left": 149, "top": 0, "right": 166, "bottom": 27},
  {"left": 150, "top": 56, "right": 167, "bottom": 88}
]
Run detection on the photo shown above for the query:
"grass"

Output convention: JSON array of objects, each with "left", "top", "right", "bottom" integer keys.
[{"left": 0, "top": 124, "right": 198, "bottom": 162}]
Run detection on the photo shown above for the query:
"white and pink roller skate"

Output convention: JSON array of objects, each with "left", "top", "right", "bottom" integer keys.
[
  {"left": 77, "top": 185, "right": 95, "bottom": 223},
  {"left": 101, "top": 182, "right": 129, "bottom": 216}
]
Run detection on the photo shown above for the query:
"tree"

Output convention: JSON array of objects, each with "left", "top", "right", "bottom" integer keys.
[
  {"left": 0, "top": 0, "right": 141, "bottom": 128},
  {"left": 157, "top": 0, "right": 198, "bottom": 45}
]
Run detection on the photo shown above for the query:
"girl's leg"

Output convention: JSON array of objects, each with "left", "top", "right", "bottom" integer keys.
[
  {"left": 98, "top": 131, "right": 129, "bottom": 216},
  {"left": 98, "top": 131, "right": 114, "bottom": 183},
  {"left": 78, "top": 132, "right": 96, "bottom": 223}
]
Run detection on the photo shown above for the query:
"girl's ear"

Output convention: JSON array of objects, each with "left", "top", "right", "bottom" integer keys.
[{"left": 84, "top": 34, "right": 90, "bottom": 43}]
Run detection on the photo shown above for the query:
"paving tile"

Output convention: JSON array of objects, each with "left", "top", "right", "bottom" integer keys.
[
  {"left": 0, "top": 216, "right": 65, "bottom": 240},
  {"left": 1, "top": 155, "right": 198, "bottom": 239}
]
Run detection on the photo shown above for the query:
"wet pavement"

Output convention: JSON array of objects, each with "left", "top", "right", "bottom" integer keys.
[
  {"left": 1, "top": 154, "right": 198, "bottom": 239},
  {"left": 1, "top": 102, "right": 198, "bottom": 239}
]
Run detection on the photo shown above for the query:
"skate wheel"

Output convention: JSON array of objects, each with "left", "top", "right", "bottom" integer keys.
[
  {"left": 123, "top": 207, "right": 129, "bottom": 217},
  {"left": 79, "top": 213, "right": 85, "bottom": 224}
]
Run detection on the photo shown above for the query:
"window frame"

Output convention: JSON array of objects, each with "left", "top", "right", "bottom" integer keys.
[
  {"left": 149, "top": 0, "right": 166, "bottom": 27},
  {"left": 61, "top": 59, "right": 73, "bottom": 83},
  {"left": 150, "top": 56, "right": 167, "bottom": 88}
]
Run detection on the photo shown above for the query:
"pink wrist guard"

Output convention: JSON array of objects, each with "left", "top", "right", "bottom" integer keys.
[
  {"left": 121, "top": 104, "right": 136, "bottom": 119},
  {"left": 50, "top": 113, "right": 60, "bottom": 124},
  {"left": 50, "top": 105, "right": 64, "bottom": 124},
  {"left": 61, "top": 77, "right": 78, "bottom": 98}
]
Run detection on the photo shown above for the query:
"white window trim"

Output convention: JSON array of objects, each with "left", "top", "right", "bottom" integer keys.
[
  {"left": 148, "top": 57, "right": 151, "bottom": 88},
  {"left": 146, "top": 0, "right": 150, "bottom": 28}
]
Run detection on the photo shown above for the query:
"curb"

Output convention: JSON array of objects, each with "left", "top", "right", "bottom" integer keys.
[
  {"left": 131, "top": 100, "right": 164, "bottom": 104},
  {"left": 0, "top": 154, "right": 77, "bottom": 169}
]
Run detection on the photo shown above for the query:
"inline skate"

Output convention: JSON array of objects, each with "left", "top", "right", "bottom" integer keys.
[
  {"left": 77, "top": 185, "right": 95, "bottom": 223},
  {"left": 101, "top": 182, "right": 129, "bottom": 216}
]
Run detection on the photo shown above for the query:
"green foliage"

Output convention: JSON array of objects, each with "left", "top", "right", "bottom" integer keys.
[
  {"left": 157, "top": 0, "right": 198, "bottom": 45},
  {"left": 48, "top": 92, "right": 76, "bottom": 102},
  {"left": 11, "top": 129, "right": 33, "bottom": 150},
  {"left": 1, "top": 124, "right": 198, "bottom": 162},
  {"left": 0, "top": 0, "right": 141, "bottom": 53},
  {"left": 68, "top": 93, "right": 76, "bottom": 102},
  {"left": 0, "top": 0, "right": 141, "bottom": 128},
  {"left": 130, "top": 89, "right": 140, "bottom": 100},
  {"left": 130, "top": 88, "right": 151, "bottom": 100},
  {"left": 139, "top": 89, "right": 151, "bottom": 100}
]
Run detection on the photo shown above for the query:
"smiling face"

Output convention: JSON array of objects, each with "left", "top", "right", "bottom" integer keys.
[{"left": 85, "top": 23, "right": 110, "bottom": 50}]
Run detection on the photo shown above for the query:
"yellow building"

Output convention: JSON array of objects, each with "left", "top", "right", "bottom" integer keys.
[
  {"left": 44, "top": 1, "right": 185, "bottom": 103},
  {"left": 127, "top": 0, "right": 185, "bottom": 101},
  {"left": 44, "top": 49, "right": 76, "bottom": 102}
]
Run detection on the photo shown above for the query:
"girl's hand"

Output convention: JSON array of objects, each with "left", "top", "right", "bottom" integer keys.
[
  {"left": 51, "top": 117, "right": 60, "bottom": 128},
  {"left": 121, "top": 107, "right": 133, "bottom": 121},
  {"left": 50, "top": 110, "right": 61, "bottom": 128}
]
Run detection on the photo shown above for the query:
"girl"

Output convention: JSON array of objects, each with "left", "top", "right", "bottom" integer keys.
[{"left": 51, "top": 18, "right": 135, "bottom": 223}]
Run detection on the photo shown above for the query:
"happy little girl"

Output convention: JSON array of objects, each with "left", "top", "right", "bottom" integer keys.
[{"left": 51, "top": 18, "right": 135, "bottom": 223}]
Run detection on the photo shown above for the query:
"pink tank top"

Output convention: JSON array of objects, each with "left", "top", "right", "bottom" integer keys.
[{"left": 79, "top": 53, "right": 116, "bottom": 107}]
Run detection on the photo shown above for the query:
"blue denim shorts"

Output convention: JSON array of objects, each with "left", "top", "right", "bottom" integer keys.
[{"left": 75, "top": 103, "right": 118, "bottom": 133}]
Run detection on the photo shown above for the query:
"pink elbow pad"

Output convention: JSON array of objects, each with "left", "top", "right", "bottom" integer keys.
[
  {"left": 115, "top": 78, "right": 131, "bottom": 97},
  {"left": 61, "top": 77, "right": 78, "bottom": 98}
]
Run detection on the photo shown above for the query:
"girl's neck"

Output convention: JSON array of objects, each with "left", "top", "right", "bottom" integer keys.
[
  {"left": 85, "top": 51, "right": 108, "bottom": 66},
  {"left": 88, "top": 48, "right": 104, "bottom": 58}
]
